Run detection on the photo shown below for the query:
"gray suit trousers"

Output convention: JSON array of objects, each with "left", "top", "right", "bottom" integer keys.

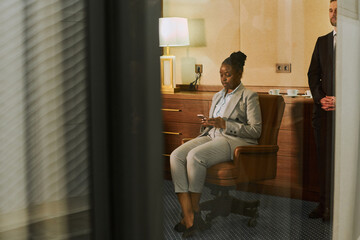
[{"left": 170, "top": 135, "right": 251, "bottom": 193}]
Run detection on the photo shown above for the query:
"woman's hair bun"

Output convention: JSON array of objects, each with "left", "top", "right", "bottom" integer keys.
[
  {"left": 230, "top": 51, "right": 247, "bottom": 70},
  {"left": 222, "top": 51, "right": 247, "bottom": 72}
]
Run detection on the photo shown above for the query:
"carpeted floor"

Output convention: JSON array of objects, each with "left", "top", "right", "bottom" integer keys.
[{"left": 163, "top": 180, "right": 332, "bottom": 240}]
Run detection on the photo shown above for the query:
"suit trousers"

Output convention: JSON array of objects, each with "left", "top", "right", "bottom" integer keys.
[
  {"left": 313, "top": 110, "right": 335, "bottom": 209},
  {"left": 170, "top": 134, "right": 251, "bottom": 193}
]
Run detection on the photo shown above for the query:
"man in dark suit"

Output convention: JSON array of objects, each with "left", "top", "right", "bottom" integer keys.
[{"left": 307, "top": 0, "right": 337, "bottom": 222}]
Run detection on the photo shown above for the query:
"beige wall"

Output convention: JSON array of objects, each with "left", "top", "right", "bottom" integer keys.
[{"left": 163, "top": 0, "right": 333, "bottom": 87}]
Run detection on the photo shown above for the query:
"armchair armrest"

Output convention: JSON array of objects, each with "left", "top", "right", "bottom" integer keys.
[
  {"left": 233, "top": 144, "right": 279, "bottom": 182},
  {"left": 234, "top": 145, "right": 279, "bottom": 154}
]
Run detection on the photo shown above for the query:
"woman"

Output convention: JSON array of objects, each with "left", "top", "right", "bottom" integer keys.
[{"left": 170, "top": 51, "right": 262, "bottom": 238}]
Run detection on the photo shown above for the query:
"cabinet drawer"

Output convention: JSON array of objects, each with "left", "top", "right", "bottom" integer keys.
[
  {"left": 163, "top": 122, "right": 201, "bottom": 154},
  {"left": 162, "top": 99, "right": 210, "bottom": 123}
]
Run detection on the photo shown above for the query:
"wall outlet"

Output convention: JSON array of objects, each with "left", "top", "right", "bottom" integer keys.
[
  {"left": 195, "top": 64, "right": 203, "bottom": 73},
  {"left": 276, "top": 63, "right": 291, "bottom": 73}
]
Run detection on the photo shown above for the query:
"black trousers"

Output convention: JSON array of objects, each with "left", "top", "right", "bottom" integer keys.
[{"left": 313, "top": 107, "right": 335, "bottom": 209}]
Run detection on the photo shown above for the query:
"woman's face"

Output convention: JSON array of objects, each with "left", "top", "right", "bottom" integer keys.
[{"left": 219, "top": 63, "right": 242, "bottom": 91}]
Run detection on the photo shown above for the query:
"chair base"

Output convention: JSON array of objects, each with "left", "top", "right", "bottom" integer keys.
[{"left": 200, "top": 187, "right": 260, "bottom": 227}]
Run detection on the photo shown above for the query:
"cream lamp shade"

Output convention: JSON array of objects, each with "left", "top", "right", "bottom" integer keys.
[
  {"left": 159, "top": 17, "right": 189, "bottom": 93},
  {"left": 159, "top": 17, "right": 190, "bottom": 49}
]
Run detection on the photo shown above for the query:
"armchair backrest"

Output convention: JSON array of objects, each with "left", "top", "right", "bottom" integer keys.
[{"left": 257, "top": 94, "right": 285, "bottom": 145}]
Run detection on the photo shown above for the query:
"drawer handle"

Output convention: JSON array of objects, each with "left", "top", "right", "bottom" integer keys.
[
  {"left": 163, "top": 131, "right": 182, "bottom": 135},
  {"left": 163, "top": 154, "right": 170, "bottom": 157},
  {"left": 162, "top": 108, "right": 182, "bottom": 112}
]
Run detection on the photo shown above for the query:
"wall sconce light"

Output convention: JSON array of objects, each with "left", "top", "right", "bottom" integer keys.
[{"left": 159, "top": 17, "right": 189, "bottom": 93}]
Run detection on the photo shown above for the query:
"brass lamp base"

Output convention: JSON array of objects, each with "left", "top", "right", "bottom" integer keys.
[
  {"left": 160, "top": 55, "right": 179, "bottom": 94},
  {"left": 161, "top": 86, "right": 180, "bottom": 94}
]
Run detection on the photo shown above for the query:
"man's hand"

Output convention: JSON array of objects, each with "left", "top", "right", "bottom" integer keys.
[
  {"left": 320, "top": 96, "right": 336, "bottom": 111},
  {"left": 203, "top": 117, "right": 226, "bottom": 129}
]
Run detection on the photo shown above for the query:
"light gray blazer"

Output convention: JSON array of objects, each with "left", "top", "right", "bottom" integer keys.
[{"left": 200, "top": 83, "right": 262, "bottom": 153}]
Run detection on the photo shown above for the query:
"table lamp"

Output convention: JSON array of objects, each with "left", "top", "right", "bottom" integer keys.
[{"left": 159, "top": 17, "right": 189, "bottom": 93}]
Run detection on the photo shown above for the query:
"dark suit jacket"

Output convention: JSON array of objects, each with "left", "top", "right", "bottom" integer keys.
[{"left": 308, "top": 31, "right": 335, "bottom": 127}]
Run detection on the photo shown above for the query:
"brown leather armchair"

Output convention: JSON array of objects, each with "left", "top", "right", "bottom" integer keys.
[{"left": 184, "top": 94, "right": 285, "bottom": 227}]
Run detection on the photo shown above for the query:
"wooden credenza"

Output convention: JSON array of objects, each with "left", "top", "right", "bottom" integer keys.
[
  {"left": 162, "top": 92, "right": 213, "bottom": 179},
  {"left": 162, "top": 90, "right": 319, "bottom": 201}
]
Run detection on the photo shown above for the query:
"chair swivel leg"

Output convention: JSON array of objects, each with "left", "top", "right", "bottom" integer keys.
[
  {"left": 200, "top": 189, "right": 233, "bottom": 222},
  {"left": 230, "top": 198, "right": 260, "bottom": 216}
]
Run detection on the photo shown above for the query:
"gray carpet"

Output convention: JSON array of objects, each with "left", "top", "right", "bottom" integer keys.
[{"left": 163, "top": 180, "right": 332, "bottom": 240}]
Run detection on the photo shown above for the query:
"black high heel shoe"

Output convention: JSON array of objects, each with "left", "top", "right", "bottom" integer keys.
[
  {"left": 174, "top": 212, "right": 186, "bottom": 232},
  {"left": 182, "top": 225, "right": 197, "bottom": 238},
  {"left": 174, "top": 222, "right": 186, "bottom": 232},
  {"left": 182, "top": 212, "right": 209, "bottom": 238}
]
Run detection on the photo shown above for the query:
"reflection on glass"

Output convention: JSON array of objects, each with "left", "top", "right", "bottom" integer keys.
[{"left": 0, "top": 0, "right": 91, "bottom": 239}]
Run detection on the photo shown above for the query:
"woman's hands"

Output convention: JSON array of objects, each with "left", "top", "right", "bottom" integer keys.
[{"left": 202, "top": 117, "right": 226, "bottom": 129}]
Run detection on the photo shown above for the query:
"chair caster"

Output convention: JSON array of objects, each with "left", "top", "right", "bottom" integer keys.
[
  {"left": 247, "top": 210, "right": 259, "bottom": 227},
  {"left": 248, "top": 218, "right": 257, "bottom": 227}
]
